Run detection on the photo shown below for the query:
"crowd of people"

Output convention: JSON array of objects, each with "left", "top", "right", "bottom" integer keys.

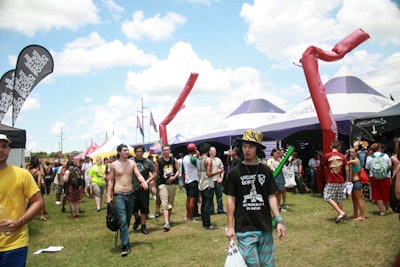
[{"left": 1, "top": 129, "right": 400, "bottom": 265}]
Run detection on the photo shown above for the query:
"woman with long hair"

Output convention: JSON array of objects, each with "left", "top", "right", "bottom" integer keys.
[
  {"left": 267, "top": 149, "right": 287, "bottom": 210},
  {"left": 28, "top": 156, "right": 47, "bottom": 221},
  {"left": 348, "top": 148, "right": 365, "bottom": 221},
  {"left": 63, "top": 160, "right": 81, "bottom": 219}
]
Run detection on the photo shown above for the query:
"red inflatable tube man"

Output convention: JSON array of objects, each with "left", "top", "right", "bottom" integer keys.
[
  {"left": 159, "top": 73, "right": 199, "bottom": 145},
  {"left": 301, "top": 28, "right": 370, "bottom": 155}
]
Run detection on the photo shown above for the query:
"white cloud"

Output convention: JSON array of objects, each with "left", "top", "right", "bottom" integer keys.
[
  {"left": 53, "top": 32, "right": 157, "bottom": 75},
  {"left": 102, "top": 0, "right": 124, "bottom": 14},
  {"left": 121, "top": 11, "right": 186, "bottom": 41},
  {"left": 0, "top": 0, "right": 100, "bottom": 37},
  {"left": 240, "top": 0, "right": 400, "bottom": 64},
  {"left": 337, "top": 0, "right": 400, "bottom": 45},
  {"left": 126, "top": 41, "right": 232, "bottom": 96},
  {"left": 20, "top": 97, "right": 40, "bottom": 111}
]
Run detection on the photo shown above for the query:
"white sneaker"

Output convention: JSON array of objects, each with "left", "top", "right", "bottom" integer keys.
[{"left": 55, "top": 201, "right": 61, "bottom": 205}]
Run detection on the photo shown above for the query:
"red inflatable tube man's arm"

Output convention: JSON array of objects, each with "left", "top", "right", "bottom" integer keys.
[
  {"left": 159, "top": 73, "right": 199, "bottom": 145},
  {"left": 301, "top": 28, "right": 370, "bottom": 155}
]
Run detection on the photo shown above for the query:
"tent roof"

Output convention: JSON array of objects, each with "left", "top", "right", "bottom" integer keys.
[
  {"left": 227, "top": 98, "right": 285, "bottom": 117},
  {"left": 369, "top": 102, "right": 400, "bottom": 117},
  {"left": 169, "top": 133, "right": 187, "bottom": 145},
  {"left": 74, "top": 142, "right": 99, "bottom": 160},
  {"left": 257, "top": 76, "right": 395, "bottom": 140},
  {"left": 189, "top": 98, "right": 286, "bottom": 145},
  {"left": 0, "top": 123, "right": 26, "bottom": 148},
  {"left": 319, "top": 76, "right": 386, "bottom": 97},
  {"left": 88, "top": 135, "right": 134, "bottom": 158}
]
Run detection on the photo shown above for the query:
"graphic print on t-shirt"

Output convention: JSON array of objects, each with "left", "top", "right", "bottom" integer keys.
[
  {"left": 328, "top": 155, "right": 343, "bottom": 174},
  {"left": 241, "top": 173, "right": 266, "bottom": 211},
  {"left": 162, "top": 164, "right": 174, "bottom": 179}
]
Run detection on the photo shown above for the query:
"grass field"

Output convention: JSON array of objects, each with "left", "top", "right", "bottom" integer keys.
[{"left": 26, "top": 188, "right": 400, "bottom": 267}]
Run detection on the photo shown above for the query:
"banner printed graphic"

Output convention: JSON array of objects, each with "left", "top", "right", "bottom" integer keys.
[
  {"left": 12, "top": 45, "right": 54, "bottom": 126},
  {"left": 0, "top": 70, "right": 15, "bottom": 122}
]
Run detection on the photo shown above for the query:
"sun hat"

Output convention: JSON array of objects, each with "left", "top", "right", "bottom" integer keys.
[{"left": 237, "top": 129, "right": 266, "bottom": 149}]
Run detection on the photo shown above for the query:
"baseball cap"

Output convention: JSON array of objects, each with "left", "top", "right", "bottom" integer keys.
[
  {"left": 187, "top": 143, "right": 197, "bottom": 151},
  {"left": 0, "top": 134, "right": 11, "bottom": 144}
]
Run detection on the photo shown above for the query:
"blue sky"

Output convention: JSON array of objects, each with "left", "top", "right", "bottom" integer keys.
[{"left": 0, "top": 0, "right": 399, "bottom": 153}]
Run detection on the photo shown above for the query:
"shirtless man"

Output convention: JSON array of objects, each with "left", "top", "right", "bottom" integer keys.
[{"left": 106, "top": 144, "right": 148, "bottom": 257}]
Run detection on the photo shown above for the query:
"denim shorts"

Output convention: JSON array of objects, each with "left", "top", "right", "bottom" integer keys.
[
  {"left": 275, "top": 173, "right": 285, "bottom": 191},
  {"left": 352, "top": 180, "right": 363, "bottom": 191}
]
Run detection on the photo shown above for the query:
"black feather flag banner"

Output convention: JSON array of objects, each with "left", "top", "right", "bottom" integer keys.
[
  {"left": 0, "top": 70, "right": 15, "bottom": 122},
  {"left": 12, "top": 45, "right": 54, "bottom": 126}
]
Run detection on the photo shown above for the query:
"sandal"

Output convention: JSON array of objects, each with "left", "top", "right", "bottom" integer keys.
[
  {"left": 353, "top": 216, "right": 365, "bottom": 221},
  {"left": 335, "top": 213, "right": 346, "bottom": 223}
]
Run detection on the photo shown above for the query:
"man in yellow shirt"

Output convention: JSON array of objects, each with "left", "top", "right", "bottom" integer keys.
[{"left": 0, "top": 134, "right": 43, "bottom": 266}]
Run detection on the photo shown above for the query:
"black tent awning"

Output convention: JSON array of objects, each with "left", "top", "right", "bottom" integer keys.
[{"left": 0, "top": 123, "right": 26, "bottom": 148}]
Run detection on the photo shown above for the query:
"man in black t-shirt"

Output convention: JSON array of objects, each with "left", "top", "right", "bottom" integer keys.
[
  {"left": 131, "top": 145, "right": 156, "bottom": 234},
  {"left": 225, "top": 130, "right": 285, "bottom": 266}
]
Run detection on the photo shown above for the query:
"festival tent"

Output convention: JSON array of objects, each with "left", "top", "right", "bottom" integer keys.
[
  {"left": 0, "top": 123, "right": 26, "bottom": 167},
  {"left": 183, "top": 98, "right": 286, "bottom": 146},
  {"left": 88, "top": 135, "right": 134, "bottom": 159},
  {"left": 149, "top": 141, "right": 161, "bottom": 154},
  {"left": 74, "top": 142, "right": 99, "bottom": 160},
  {"left": 256, "top": 75, "right": 396, "bottom": 141},
  {"left": 351, "top": 102, "right": 400, "bottom": 141},
  {"left": 168, "top": 133, "right": 187, "bottom": 145}
]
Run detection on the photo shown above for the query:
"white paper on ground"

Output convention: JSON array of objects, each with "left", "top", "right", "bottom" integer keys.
[{"left": 33, "top": 246, "right": 64, "bottom": 254}]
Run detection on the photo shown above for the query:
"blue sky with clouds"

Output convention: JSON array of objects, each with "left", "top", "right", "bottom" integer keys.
[{"left": 0, "top": 0, "right": 399, "bottom": 153}]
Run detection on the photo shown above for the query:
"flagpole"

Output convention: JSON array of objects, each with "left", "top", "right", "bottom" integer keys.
[{"left": 148, "top": 111, "right": 151, "bottom": 144}]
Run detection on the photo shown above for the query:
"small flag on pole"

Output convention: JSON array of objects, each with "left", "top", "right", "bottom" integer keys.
[
  {"left": 150, "top": 112, "right": 158, "bottom": 132},
  {"left": 137, "top": 115, "right": 144, "bottom": 137}
]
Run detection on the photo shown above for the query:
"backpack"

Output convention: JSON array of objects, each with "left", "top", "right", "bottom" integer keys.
[
  {"left": 106, "top": 201, "right": 119, "bottom": 246},
  {"left": 68, "top": 166, "right": 82, "bottom": 188},
  {"left": 106, "top": 202, "right": 119, "bottom": 231},
  {"left": 359, "top": 167, "right": 369, "bottom": 185},
  {"left": 370, "top": 153, "right": 388, "bottom": 179}
]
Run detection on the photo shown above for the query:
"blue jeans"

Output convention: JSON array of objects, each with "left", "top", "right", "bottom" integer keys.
[
  {"left": 114, "top": 193, "right": 134, "bottom": 247},
  {"left": 0, "top": 247, "right": 28, "bottom": 267},
  {"left": 201, "top": 187, "right": 214, "bottom": 227},
  {"left": 210, "top": 181, "right": 224, "bottom": 213}
]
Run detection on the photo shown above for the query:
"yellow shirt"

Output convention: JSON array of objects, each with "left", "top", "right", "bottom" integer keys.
[
  {"left": 89, "top": 164, "right": 106, "bottom": 186},
  {"left": 0, "top": 165, "right": 40, "bottom": 252}
]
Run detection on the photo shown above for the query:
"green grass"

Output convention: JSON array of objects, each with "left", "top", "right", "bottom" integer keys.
[{"left": 26, "top": 189, "right": 400, "bottom": 267}]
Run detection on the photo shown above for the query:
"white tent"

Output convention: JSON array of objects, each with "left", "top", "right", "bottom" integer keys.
[
  {"left": 88, "top": 135, "right": 134, "bottom": 159},
  {"left": 74, "top": 142, "right": 99, "bottom": 160},
  {"left": 257, "top": 75, "right": 396, "bottom": 140},
  {"left": 186, "top": 98, "right": 286, "bottom": 145}
]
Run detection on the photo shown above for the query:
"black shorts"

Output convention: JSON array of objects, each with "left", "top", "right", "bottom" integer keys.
[
  {"left": 133, "top": 189, "right": 150, "bottom": 214},
  {"left": 186, "top": 181, "right": 199, "bottom": 198}
]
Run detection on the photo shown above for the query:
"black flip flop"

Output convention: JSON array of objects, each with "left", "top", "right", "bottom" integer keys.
[{"left": 335, "top": 214, "right": 346, "bottom": 223}]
